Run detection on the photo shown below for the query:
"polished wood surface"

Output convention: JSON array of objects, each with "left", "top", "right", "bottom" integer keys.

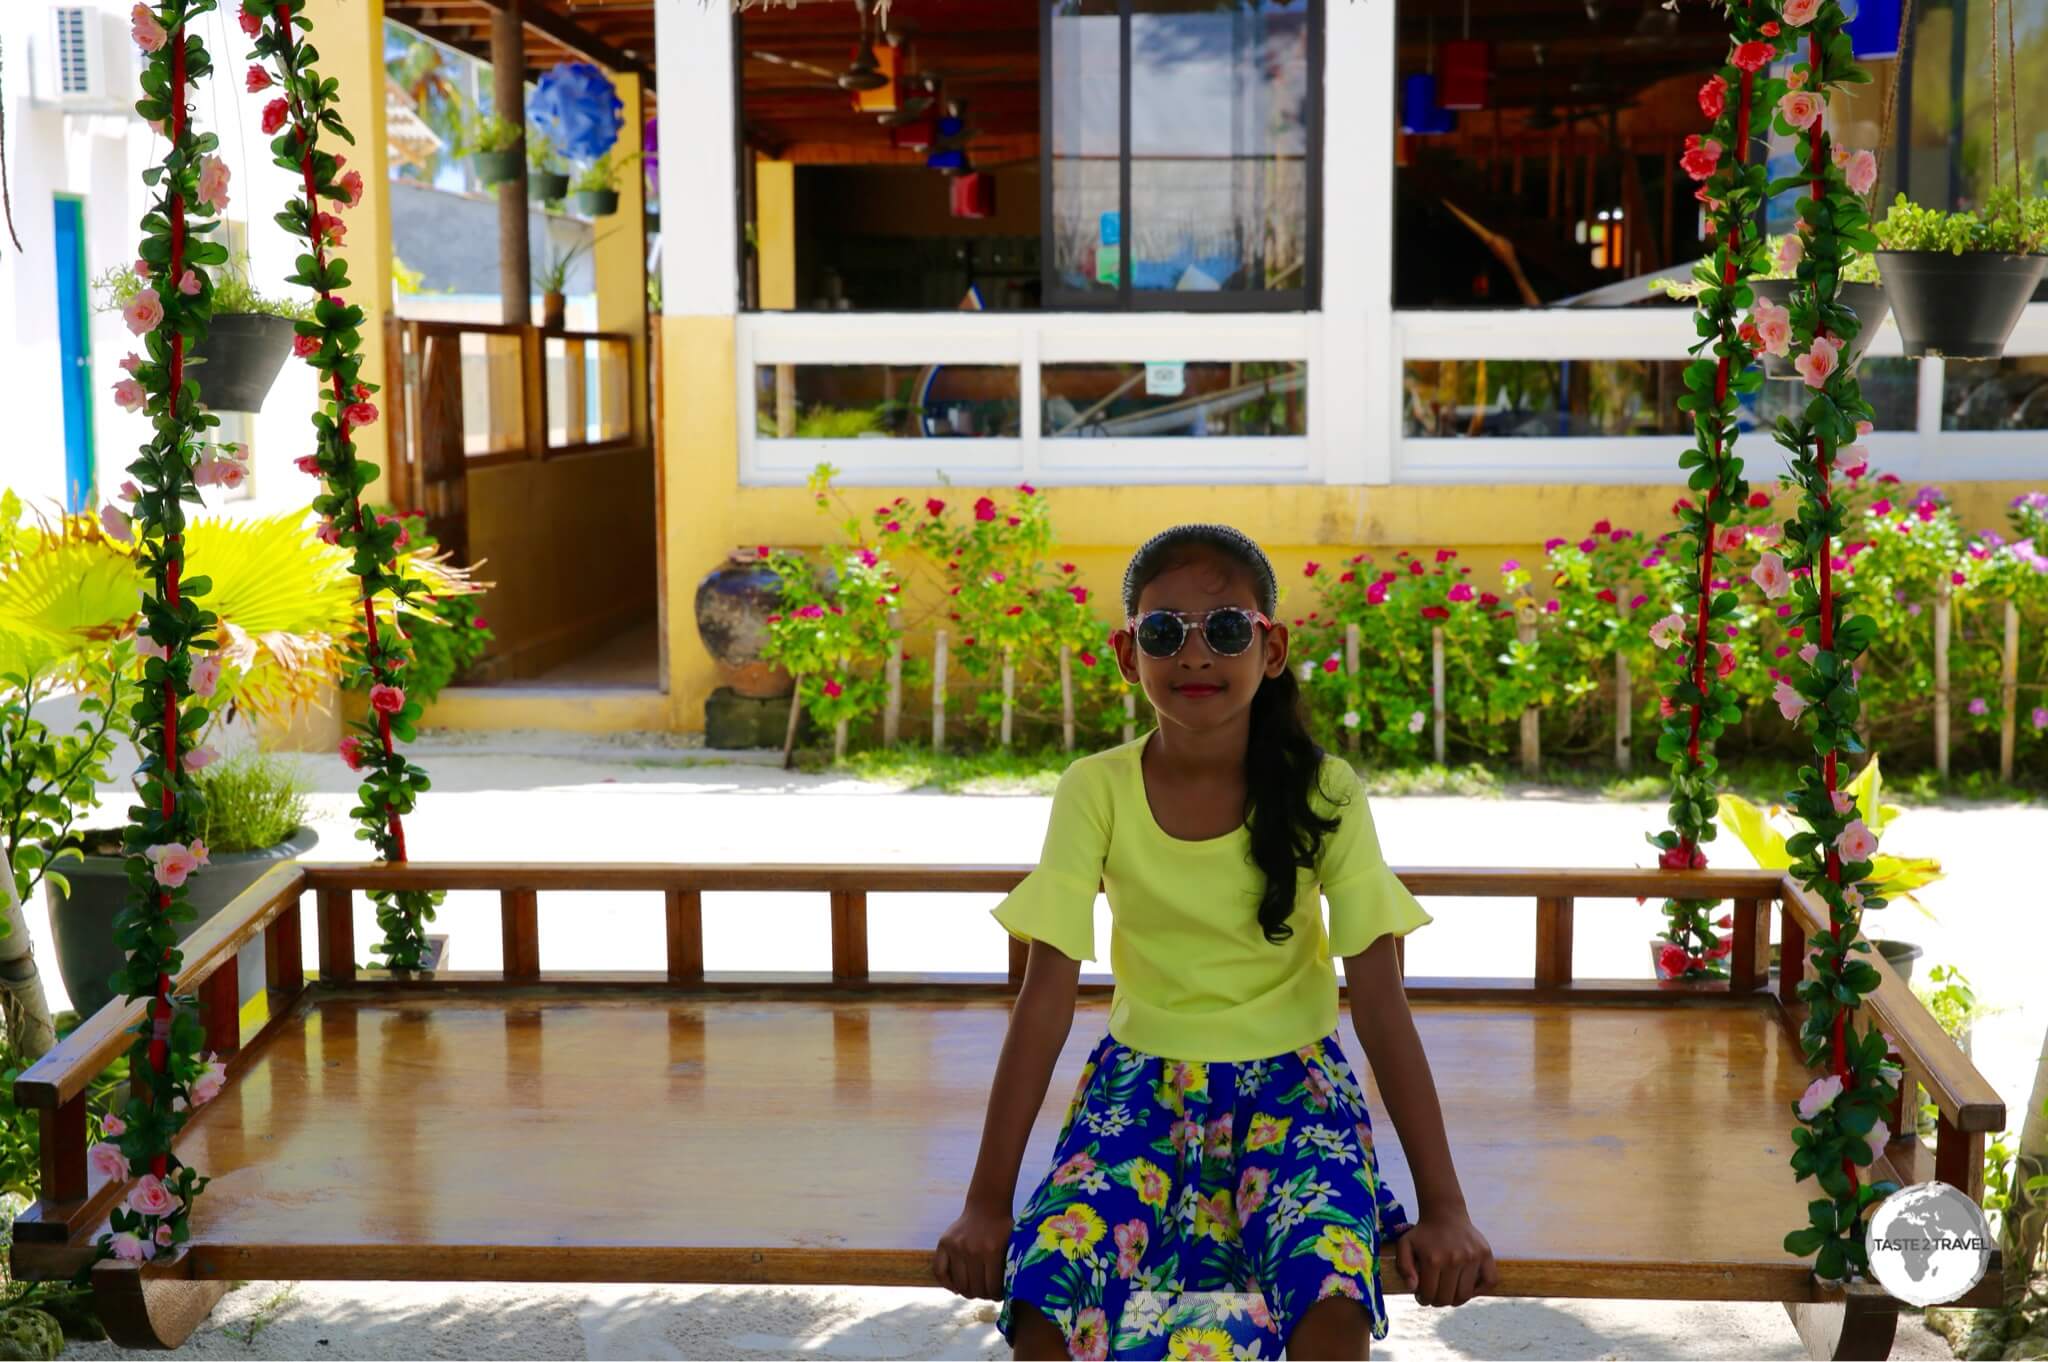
[{"left": 149, "top": 987, "right": 2000, "bottom": 1304}]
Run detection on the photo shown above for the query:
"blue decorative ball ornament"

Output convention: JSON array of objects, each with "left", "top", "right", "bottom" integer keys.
[{"left": 530, "top": 62, "right": 623, "bottom": 161}]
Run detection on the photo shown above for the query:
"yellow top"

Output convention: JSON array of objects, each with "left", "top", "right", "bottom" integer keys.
[{"left": 992, "top": 734, "right": 1432, "bottom": 1062}]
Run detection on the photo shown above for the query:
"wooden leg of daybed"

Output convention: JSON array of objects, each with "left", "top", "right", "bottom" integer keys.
[
  {"left": 92, "top": 1257, "right": 229, "bottom": 1350},
  {"left": 1784, "top": 1281, "right": 1901, "bottom": 1361}
]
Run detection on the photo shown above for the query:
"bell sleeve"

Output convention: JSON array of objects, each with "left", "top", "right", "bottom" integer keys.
[
  {"left": 991, "top": 759, "right": 1111, "bottom": 964},
  {"left": 1318, "top": 758, "right": 1433, "bottom": 959}
]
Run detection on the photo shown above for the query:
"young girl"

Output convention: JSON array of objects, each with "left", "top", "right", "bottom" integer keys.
[{"left": 933, "top": 523, "right": 1496, "bottom": 1360}]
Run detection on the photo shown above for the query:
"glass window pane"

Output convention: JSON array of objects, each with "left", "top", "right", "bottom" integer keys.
[
  {"left": 1401, "top": 359, "right": 1690, "bottom": 438},
  {"left": 1754, "top": 357, "right": 1918, "bottom": 432},
  {"left": 460, "top": 331, "right": 525, "bottom": 455},
  {"left": 1044, "top": 361, "right": 1305, "bottom": 436},
  {"left": 1129, "top": 0, "right": 1310, "bottom": 295},
  {"left": 755, "top": 364, "right": 1021, "bottom": 439},
  {"left": 1049, "top": 0, "right": 1122, "bottom": 297},
  {"left": 1942, "top": 356, "right": 2048, "bottom": 431}
]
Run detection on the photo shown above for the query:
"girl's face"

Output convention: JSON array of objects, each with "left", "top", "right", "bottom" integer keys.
[{"left": 1114, "top": 548, "right": 1288, "bottom": 736}]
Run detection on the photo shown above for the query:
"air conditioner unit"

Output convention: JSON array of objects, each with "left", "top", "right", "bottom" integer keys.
[{"left": 32, "top": 6, "right": 138, "bottom": 111}]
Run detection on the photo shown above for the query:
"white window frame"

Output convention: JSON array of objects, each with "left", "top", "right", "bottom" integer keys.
[{"left": 737, "top": 311, "right": 1322, "bottom": 487}]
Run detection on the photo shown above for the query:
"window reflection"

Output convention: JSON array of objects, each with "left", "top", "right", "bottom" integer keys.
[
  {"left": 1043, "top": 361, "right": 1306, "bottom": 437},
  {"left": 1402, "top": 359, "right": 1689, "bottom": 438},
  {"left": 1943, "top": 357, "right": 2048, "bottom": 431},
  {"left": 1048, "top": 1, "right": 1121, "bottom": 297},
  {"left": 754, "top": 365, "right": 1021, "bottom": 439}
]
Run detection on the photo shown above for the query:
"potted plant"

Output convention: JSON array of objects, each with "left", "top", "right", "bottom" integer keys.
[
  {"left": 94, "top": 253, "right": 311, "bottom": 412},
  {"left": 1712, "top": 755, "right": 1943, "bottom": 985},
  {"left": 1748, "top": 236, "right": 1889, "bottom": 381},
  {"left": 570, "top": 151, "right": 637, "bottom": 217},
  {"left": 527, "top": 130, "right": 570, "bottom": 202},
  {"left": 532, "top": 235, "right": 594, "bottom": 331},
  {"left": 1874, "top": 186, "right": 2048, "bottom": 359},
  {"left": 459, "top": 111, "right": 525, "bottom": 187},
  {"left": 47, "top": 753, "right": 314, "bottom": 1019}
]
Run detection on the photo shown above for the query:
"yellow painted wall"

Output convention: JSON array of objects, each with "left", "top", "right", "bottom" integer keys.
[
  {"left": 304, "top": 0, "right": 392, "bottom": 478},
  {"left": 594, "top": 72, "right": 649, "bottom": 445},
  {"left": 661, "top": 315, "right": 741, "bottom": 727},
  {"left": 755, "top": 160, "right": 796, "bottom": 310}
]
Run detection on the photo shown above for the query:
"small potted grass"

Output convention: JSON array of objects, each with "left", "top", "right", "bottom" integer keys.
[
  {"left": 570, "top": 150, "right": 636, "bottom": 217},
  {"left": 532, "top": 235, "right": 593, "bottom": 330},
  {"left": 460, "top": 111, "right": 525, "bottom": 187},
  {"left": 95, "top": 252, "right": 312, "bottom": 412},
  {"left": 1874, "top": 186, "right": 2048, "bottom": 359},
  {"left": 528, "top": 130, "right": 570, "bottom": 203}
]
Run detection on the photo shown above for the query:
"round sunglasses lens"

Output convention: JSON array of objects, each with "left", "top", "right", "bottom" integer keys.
[
  {"left": 1135, "top": 613, "right": 1186, "bottom": 657},
  {"left": 1205, "top": 610, "right": 1256, "bottom": 655}
]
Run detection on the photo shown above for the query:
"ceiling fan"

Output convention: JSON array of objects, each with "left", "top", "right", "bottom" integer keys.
[{"left": 837, "top": 0, "right": 891, "bottom": 91}]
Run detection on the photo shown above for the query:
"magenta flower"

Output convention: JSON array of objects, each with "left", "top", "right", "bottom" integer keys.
[
  {"left": 823, "top": 679, "right": 844, "bottom": 698},
  {"left": 1968, "top": 697, "right": 1989, "bottom": 717},
  {"left": 369, "top": 683, "right": 406, "bottom": 715},
  {"left": 1544, "top": 537, "right": 1566, "bottom": 552},
  {"left": 1447, "top": 582, "right": 1475, "bottom": 603}
]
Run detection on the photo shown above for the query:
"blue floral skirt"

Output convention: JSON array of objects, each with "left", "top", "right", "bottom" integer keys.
[{"left": 998, "top": 1029, "right": 1412, "bottom": 1359}]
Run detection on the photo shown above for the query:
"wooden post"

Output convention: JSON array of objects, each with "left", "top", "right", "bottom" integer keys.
[
  {"left": 1778, "top": 902, "right": 1806, "bottom": 1010},
  {"left": 501, "top": 888, "right": 540, "bottom": 981},
  {"left": 932, "top": 631, "right": 949, "bottom": 753},
  {"left": 2000, "top": 599, "right": 2019, "bottom": 783},
  {"left": 1431, "top": 626, "right": 1447, "bottom": 765},
  {"left": 1534, "top": 896, "right": 1574, "bottom": 988},
  {"left": 883, "top": 610, "right": 903, "bottom": 746},
  {"left": 665, "top": 889, "right": 704, "bottom": 984},
  {"left": 1729, "top": 897, "right": 1769, "bottom": 993},
  {"left": 1344, "top": 623, "right": 1361, "bottom": 752},
  {"left": 1059, "top": 646, "right": 1076, "bottom": 753},
  {"left": 316, "top": 887, "right": 355, "bottom": 984},
  {"left": 1123, "top": 691, "right": 1136, "bottom": 744},
  {"left": 264, "top": 895, "right": 305, "bottom": 1015},
  {"left": 198, "top": 957, "right": 240, "bottom": 1058},
  {"left": 830, "top": 889, "right": 869, "bottom": 982},
  {"left": 1933, "top": 579, "right": 1951, "bottom": 778},
  {"left": 1001, "top": 648, "right": 1015, "bottom": 747},
  {"left": 1518, "top": 612, "right": 1539, "bottom": 777},
  {"left": 1614, "top": 651, "right": 1633, "bottom": 772},
  {"left": 780, "top": 677, "right": 803, "bottom": 771},
  {"left": 490, "top": 1, "right": 529, "bottom": 328},
  {"left": 833, "top": 717, "right": 848, "bottom": 763}
]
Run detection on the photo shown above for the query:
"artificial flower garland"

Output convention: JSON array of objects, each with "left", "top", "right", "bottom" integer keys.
[
  {"left": 244, "top": 0, "right": 443, "bottom": 969},
  {"left": 83, "top": 0, "right": 238, "bottom": 1270},
  {"left": 1646, "top": 3, "right": 1782, "bottom": 980},
  {"left": 1752, "top": 0, "right": 1901, "bottom": 1286}
]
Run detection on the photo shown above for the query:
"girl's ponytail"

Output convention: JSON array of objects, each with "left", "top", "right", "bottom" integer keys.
[{"left": 1244, "top": 665, "right": 1340, "bottom": 945}]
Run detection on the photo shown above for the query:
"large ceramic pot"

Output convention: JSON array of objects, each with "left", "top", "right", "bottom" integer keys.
[
  {"left": 694, "top": 547, "right": 794, "bottom": 699},
  {"left": 47, "top": 826, "right": 319, "bottom": 1020},
  {"left": 1750, "top": 280, "right": 1890, "bottom": 380},
  {"left": 1876, "top": 250, "right": 2047, "bottom": 359},
  {"left": 189, "top": 313, "right": 296, "bottom": 412}
]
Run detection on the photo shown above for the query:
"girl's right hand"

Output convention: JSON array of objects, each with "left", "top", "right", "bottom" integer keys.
[{"left": 933, "top": 1202, "right": 1014, "bottom": 1300}]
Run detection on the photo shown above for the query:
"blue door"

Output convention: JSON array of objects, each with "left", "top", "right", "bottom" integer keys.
[{"left": 54, "top": 198, "right": 96, "bottom": 513}]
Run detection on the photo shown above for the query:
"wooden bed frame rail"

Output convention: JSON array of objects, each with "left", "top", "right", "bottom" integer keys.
[{"left": 11, "top": 861, "right": 2006, "bottom": 1319}]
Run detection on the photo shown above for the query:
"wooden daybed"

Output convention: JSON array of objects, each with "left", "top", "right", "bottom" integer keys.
[{"left": 8, "top": 862, "right": 2005, "bottom": 1359}]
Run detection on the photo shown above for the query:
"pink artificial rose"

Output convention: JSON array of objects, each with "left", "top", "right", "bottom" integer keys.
[
  {"left": 147, "top": 843, "right": 200, "bottom": 888},
  {"left": 1777, "top": 234, "right": 1805, "bottom": 272},
  {"left": 130, "top": 4, "right": 168, "bottom": 52},
  {"left": 369, "top": 683, "right": 405, "bottom": 715},
  {"left": 1795, "top": 335, "right": 1840, "bottom": 389},
  {"left": 190, "top": 655, "right": 221, "bottom": 698},
  {"left": 1649, "top": 613, "right": 1686, "bottom": 649},
  {"left": 191, "top": 1058, "right": 227, "bottom": 1106},
  {"left": 1752, "top": 552, "right": 1790, "bottom": 599},
  {"left": 1836, "top": 819, "right": 1878, "bottom": 861},
  {"left": 190, "top": 839, "right": 208, "bottom": 867},
  {"left": 246, "top": 64, "right": 272, "bottom": 92},
  {"left": 1750, "top": 296, "right": 1792, "bottom": 357},
  {"left": 261, "top": 97, "right": 290, "bottom": 135},
  {"left": 178, "top": 268, "right": 201, "bottom": 296},
  {"left": 123, "top": 288, "right": 165, "bottom": 336},
  {"left": 239, "top": 3, "right": 264, "bottom": 37},
  {"left": 295, "top": 453, "right": 323, "bottom": 476},
  {"left": 1779, "top": 90, "right": 1824, "bottom": 132},
  {"left": 338, "top": 735, "right": 367, "bottom": 771},
  {"left": 345, "top": 400, "right": 379, "bottom": 426},
  {"left": 1782, "top": 0, "right": 1822, "bottom": 25},
  {"left": 1717, "top": 644, "right": 1737, "bottom": 679},
  {"left": 1799, "top": 643, "right": 1820, "bottom": 666},
  {"left": 89, "top": 1141, "right": 130, "bottom": 1181},
  {"left": 1698, "top": 74, "right": 1727, "bottom": 121},
  {"left": 133, "top": 630, "right": 167, "bottom": 662},
  {"left": 110, "top": 1231, "right": 152, "bottom": 1263},
  {"left": 1731, "top": 40, "right": 1775, "bottom": 73},
  {"left": 133, "top": 258, "right": 152, "bottom": 278},
  {"left": 100, "top": 504, "right": 135, "bottom": 544},
  {"left": 1845, "top": 149, "right": 1878, "bottom": 196},
  {"left": 183, "top": 746, "right": 219, "bottom": 771},
  {"left": 1831, "top": 789, "right": 1855, "bottom": 816},
  {"left": 1774, "top": 679, "right": 1808, "bottom": 722},
  {"left": 1836, "top": 444, "right": 1869, "bottom": 478},
  {"left": 292, "top": 332, "right": 320, "bottom": 358},
  {"left": 340, "top": 169, "right": 365, "bottom": 208},
  {"left": 1713, "top": 524, "right": 1747, "bottom": 554},
  {"left": 196, "top": 155, "right": 231, "bottom": 213},
  {"left": 196, "top": 455, "right": 246, "bottom": 490},
  {"left": 1680, "top": 134, "right": 1722, "bottom": 182},
  {"left": 1657, "top": 943, "right": 1693, "bottom": 978},
  {"left": 113, "top": 377, "right": 147, "bottom": 412},
  {"left": 102, "top": 1113, "right": 126, "bottom": 1138},
  {"left": 1797, "top": 1073, "right": 1844, "bottom": 1121},
  {"left": 155, "top": 1223, "right": 175, "bottom": 1248},
  {"left": 126, "top": 1173, "right": 177, "bottom": 1218}
]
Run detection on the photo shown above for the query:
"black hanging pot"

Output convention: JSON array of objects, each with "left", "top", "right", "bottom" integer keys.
[
  {"left": 572, "top": 188, "right": 619, "bottom": 217},
  {"left": 1751, "top": 280, "right": 1891, "bottom": 380},
  {"left": 1875, "top": 250, "right": 2048, "bottom": 359},
  {"left": 530, "top": 170, "right": 570, "bottom": 201},
  {"left": 188, "top": 313, "right": 296, "bottom": 412}
]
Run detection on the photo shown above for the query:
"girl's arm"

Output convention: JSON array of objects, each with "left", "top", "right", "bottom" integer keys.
[
  {"left": 1343, "top": 935, "right": 1500, "bottom": 1307},
  {"left": 934, "top": 939, "right": 1081, "bottom": 1300}
]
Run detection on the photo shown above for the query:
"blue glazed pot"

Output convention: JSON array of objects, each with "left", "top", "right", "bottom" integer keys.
[{"left": 694, "top": 548, "right": 793, "bottom": 699}]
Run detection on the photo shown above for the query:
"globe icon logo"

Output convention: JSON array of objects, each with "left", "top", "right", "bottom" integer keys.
[{"left": 1864, "top": 1181, "right": 1994, "bottom": 1307}]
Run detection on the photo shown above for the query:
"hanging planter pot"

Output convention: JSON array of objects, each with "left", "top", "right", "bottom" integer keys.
[
  {"left": 530, "top": 170, "right": 570, "bottom": 201},
  {"left": 473, "top": 149, "right": 523, "bottom": 186},
  {"left": 1751, "top": 280, "right": 1891, "bottom": 380},
  {"left": 572, "top": 188, "right": 619, "bottom": 217},
  {"left": 188, "top": 313, "right": 296, "bottom": 412},
  {"left": 1875, "top": 250, "right": 2047, "bottom": 359}
]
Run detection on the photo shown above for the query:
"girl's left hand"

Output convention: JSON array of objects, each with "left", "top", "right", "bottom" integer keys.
[{"left": 1393, "top": 1212, "right": 1499, "bottom": 1307}]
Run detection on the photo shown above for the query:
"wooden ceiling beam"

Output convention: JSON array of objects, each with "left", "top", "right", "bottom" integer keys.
[{"left": 459, "top": 0, "right": 656, "bottom": 81}]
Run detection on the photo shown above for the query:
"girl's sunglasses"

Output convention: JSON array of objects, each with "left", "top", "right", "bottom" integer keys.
[{"left": 1125, "top": 607, "right": 1274, "bottom": 659}]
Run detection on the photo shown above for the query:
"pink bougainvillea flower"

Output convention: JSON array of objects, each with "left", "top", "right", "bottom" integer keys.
[
  {"left": 1578, "top": 537, "right": 1598, "bottom": 554},
  {"left": 196, "top": 155, "right": 231, "bottom": 213},
  {"left": 1870, "top": 498, "right": 1894, "bottom": 518},
  {"left": 1731, "top": 40, "right": 1774, "bottom": 72},
  {"left": 973, "top": 496, "right": 996, "bottom": 522},
  {"left": 292, "top": 332, "right": 320, "bottom": 358},
  {"left": 1447, "top": 582, "right": 1475, "bottom": 603},
  {"left": 1752, "top": 551, "right": 1791, "bottom": 598},
  {"left": 1658, "top": 843, "right": 1707, "bottom": 870},
  {"left": 183, "top": 746, "right": 219, "bottom": 771},
  {"left": 1680, "top": 133, "right": 1722, "bottom": 182},
  {"left": 1774, "top": 680, "right": 1808, "bottom": 722},
  {"left": 147, "top": 843, "right": 201, "bottom": 888},
  {"left": 822, "top": 679, "right": 844, "bottom": 699},
  {"left": 2033, "top": 706, "right": 2048, "bottom": 730},
  {"left": 1750, "top": 296, "right": 1792, "bottom": 356},
  {"left": 100, "top": 504, "right": 135, "bottom": 544},
  {"left": 856, "top": 548, "right": 878, "bottom": 568},
  {"left": 1365, "top": 580, "right": 1388, "bottom": 606},
  {"left": 123, "top": 288, "right": 164, "bottom": 336},
  {"left": 1779, "top": 90, "right": 1824, "bottom": 131},
  {"left": 113, "top": 377, "right": 147, "bottom": 412},
  {"left": 345, "top": 400, "right": 379, "bottom": 426},
  {"left": 1017, "top": 482, "right": 1036, "bottom": 495},
  {"left": 1544, "top": 599, "right": 1560, "bottom": 614},
  {"left": 1321, "top": 657, "right": 1340, "bottom": 674},
  {"left": 1437, "top": 546, "right": 1459, "bottom": 562},
  {"left": 338, "top": 735, "right": 367, "bottom": 771},
  {"left": 1836, "top": 820, "right": 1878, "bottom": 861},
  {"left": 1797, "top": 1073, "right": 1844, "bottom": 1121},
  {"left": 190, "top": 655, "right": 221, "bottom": 698},
  {"left": 1795, "top": 335, "right": 1840, "bottom": 389},
  {"left": 924, "top": 497, "right": 945, "bottom": 516},
  {"left": 130, "top": 4, "right": 168, "bottom": 52},
  {"left": 1747, "top": 490, "right": 1772, "bottom": 510},
  {"left": 1698, "top": 74, "right": 1727, "bottom": 120},
  {"left": 315, "top": 519, "right": 341, "bottom": 546},
  {"left": 1543, "top": 537, "right": 1566, "bottom": 552},
  {"left": 369, "top": 683, "right": 406, "bottom": 715},
  {"left": 177, "top": 268, "right": 201, "bottom": 296},
  {"left": 1069, "top": 586, "right": 1087, "bottom": 604},
  {"left": 110, "top": 1231, "right": 152, "bottom": 1263},
  {"left": 1420, "top": 605, "right": 1449, "bottom": 621},
  {"left": 261, "top": 97, "right": 290, "bottom": 135},
  {"left": 1078, "top": 651, "right": 1097, "bottom": 668}
]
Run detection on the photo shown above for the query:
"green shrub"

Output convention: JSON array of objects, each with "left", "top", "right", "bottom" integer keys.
[
  {"left": 189, "top": 753, "right": 308, "bottom": 854},
  {"left": 1874, "top": 185, "right": 2048, "bottom": 255}
]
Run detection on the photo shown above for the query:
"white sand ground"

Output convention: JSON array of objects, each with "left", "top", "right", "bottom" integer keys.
[{"left": 29, "top": 732, "right": 2043, "bottom": 1360}]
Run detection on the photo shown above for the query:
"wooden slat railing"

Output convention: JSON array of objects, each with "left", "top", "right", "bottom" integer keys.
[{"left": 12, "top": 860, "right": 2004, "bottom": 1253}]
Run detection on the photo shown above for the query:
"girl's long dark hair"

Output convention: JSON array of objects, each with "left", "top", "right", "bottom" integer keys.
[{"left": 1244, "top": 667, "right": 1340, "bottom": 945}]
